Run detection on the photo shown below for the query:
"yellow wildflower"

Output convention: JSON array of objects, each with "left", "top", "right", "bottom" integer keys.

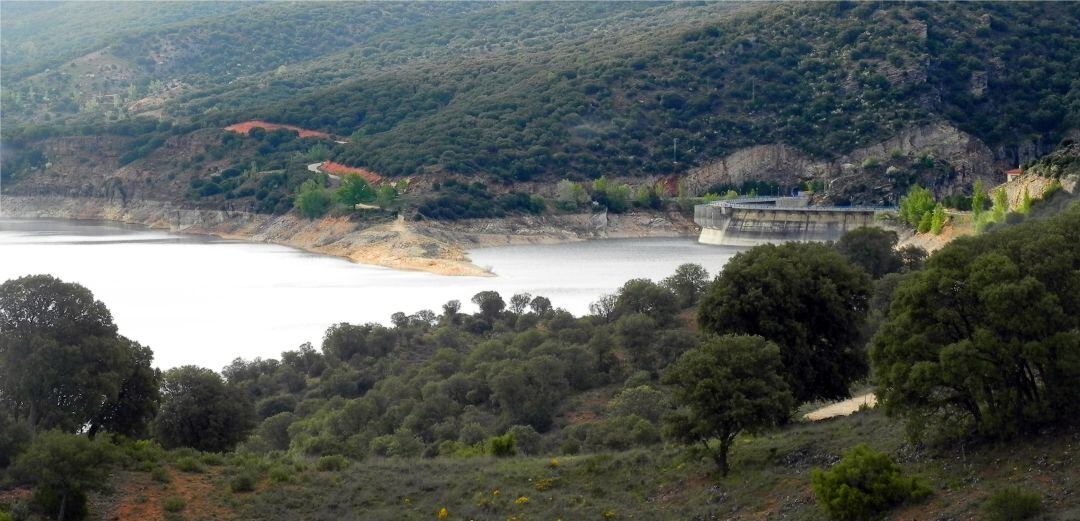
[
  {"left": 438, "top": 507, "right": 449, "bottom": 520},
  {"left": 548, "top": 457, "right": 560, "bottom": 468},
  {"left": 514, "top": 496, "right": 530, "bottom": 505}
]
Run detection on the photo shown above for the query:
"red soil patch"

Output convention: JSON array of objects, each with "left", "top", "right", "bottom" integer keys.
[
  {"left": 107, "top": 469, "right": 236, "bottom": 521},
  {"left": 224, "top": 120, "right": 331, "bottom": 139},
  {"left": 320, "top": 161, "right": 384, "bottom": 185}
]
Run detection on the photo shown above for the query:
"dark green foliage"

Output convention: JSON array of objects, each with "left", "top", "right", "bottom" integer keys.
[
  {"left": 0, "top": 275, "right": 159, "bottom": 435},
  {"left": 698, "top": 242, "right": 872, "bottom": 404},
  {"left": 154, "top": 366, "right": 256, "bottom": 452},
  {"left": 982, "top": 488, "right": 1044, "bottom": 521},
  {"left": 834, "top": 227, "right": 902, "bottom": 279},
  {"left": 488, "top": 433, "right": 516, "bottom": 457},
  {"left": 471, "top": 291, "right": 506, "bottom": 320},
  {"left": 871, "top": 202, "right": 1080, "bottom": 442},
  {"left": 811, "top": 445, "right": 930, "bottom": 521},
  {"left": 660, "top": 263, "right": 710, "bottom": 309},
  {"left": 230, "top": 468, "right": 259, "bottom": 493},
  {"left": 11, "top": 431, "right": 117, "bottom": 521},
  {"left": 163, "top": 496, "right": 185, "bottom": 512},
  {"left": 611, "top": 278, "right": 678, "bottom": 324},
  {"left": 0, "top": 409, "right": 31, "bottom": 468},
  {"left": 662, "top": 335, "right": 793, "bottom": 475}
]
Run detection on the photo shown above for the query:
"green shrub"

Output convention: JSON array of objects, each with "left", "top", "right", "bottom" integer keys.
[
  {"left": 267, "top": 465, "right": 293, "bottom": 484},
  {"left": 163, "top": 496, "right": 185, "bottom": 512},
  {"left": 487, "top": 434, "right": 516, "bottom": 457},
  {"left": 200, "top": 453, "right": 225, "bottom": 466},
  {"left": 983, "top": 488, "right": 1043, "bottom": 521},
  {"left": 811, "top": 445, "right": 931, "bottom": 521},
  {"left": 174, "top": 456, "right": 205, "bottom": 473},
  {"left": 315, "top": 455, "right": 348, "bottom": 472},
  {"left": 150, "top": 466, "right": 171, "bottom": 483},
  {"left": 229, "top": 469, "right": 259, "bottom": 493}
]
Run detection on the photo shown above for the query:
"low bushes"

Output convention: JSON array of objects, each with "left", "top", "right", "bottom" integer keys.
[
  {"left": 811, "top": 445, "right": 930, "bottom": 520},
  {"left": 983, "top": 488, "right": 1044, "bottom": 521},
  {"left": 315, "top": 455, "right": 349, "bottom": 472}
]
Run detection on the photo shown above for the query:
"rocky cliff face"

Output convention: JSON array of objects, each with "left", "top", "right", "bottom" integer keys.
[{"left": 684, "top": 123, "right": 1013, "bottom": 203}]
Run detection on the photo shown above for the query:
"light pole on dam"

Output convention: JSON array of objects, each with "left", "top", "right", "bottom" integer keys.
[{"left": 694, "top": 196, "right": 898, "bottom": 247}]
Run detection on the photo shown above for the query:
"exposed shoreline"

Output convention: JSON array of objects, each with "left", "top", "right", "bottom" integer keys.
[{"left": 0, "top": 195, "right": 699, "bottom": 276}]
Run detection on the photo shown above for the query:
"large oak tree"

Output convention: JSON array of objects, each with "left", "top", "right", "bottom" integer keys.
[{"left": 698, "top": 243, "right": 872, "bottom": 404}]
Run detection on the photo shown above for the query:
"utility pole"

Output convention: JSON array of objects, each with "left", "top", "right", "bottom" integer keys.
[{"left": 673, "top": 138, "right": 678, "bottom": 167}]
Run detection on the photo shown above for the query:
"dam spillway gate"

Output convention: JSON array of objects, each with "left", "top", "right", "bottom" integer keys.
[{"left": 694, "top": 196, "right": 897, "bottom": 246}]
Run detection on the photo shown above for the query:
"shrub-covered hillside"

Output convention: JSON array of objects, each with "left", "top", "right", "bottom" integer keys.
[
  {"left": 1, "top": 2, "right": 1077, "bottom": 188},
  {"left": 2, "top": 198, "right": 1078, "bottom": 520}
]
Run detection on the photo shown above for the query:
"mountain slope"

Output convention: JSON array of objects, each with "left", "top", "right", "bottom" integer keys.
[{"left": 1, "top": 2, "right": 1077, "bottom": 213}]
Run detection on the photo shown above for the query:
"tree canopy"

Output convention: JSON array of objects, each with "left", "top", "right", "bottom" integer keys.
[
  {"left": 698, "top": 243, "right": 872, "bottom": 404},
  {"left": 0, "top": 275, "right": 158, "bottom": 435},
  {"left": 153, "top": 366, "right": 256, "bottom": 452},
  {"left": 662, "top": 334, "right": 793, "bottom": 475},
  {"left": 871, "top": 202, "right": 1080, "bottom": 441}
]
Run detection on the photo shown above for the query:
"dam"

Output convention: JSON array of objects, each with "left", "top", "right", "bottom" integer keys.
[{"left": 694, "top": 196, "right": 896, "bottom": 246}]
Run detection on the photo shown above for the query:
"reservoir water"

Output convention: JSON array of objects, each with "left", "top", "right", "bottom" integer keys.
[{"left": 0, "top": 218, "right": 743, "bottom": 370}]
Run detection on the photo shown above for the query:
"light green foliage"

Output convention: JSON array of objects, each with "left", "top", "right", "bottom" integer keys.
[
  {"left": 606, "top": 385, "right": 668, "bottom": 423},
  {"left": 930, "top": 204, "right": 946, "bottom": 235},
  {"left": 12, "top": 431, "right": 117, "bottom": 521},
  {"left": 871, "top": 203, "right": 1080, "bottom": 441},
  {"left": 972, "top": 179, "right": 987, "bottom": 219},
  {"left": 698, "top": 242, "right": 872, "bottom": 404},
  {"left": 174, "top": 456, "right": 205, "bottom": 473},
  {"left": 555, "top": 179, "right": 590, "bottom": 210},
  {"left": 899, "top": 185, "right": 936, "bottom": 229},
  {"left": 991, "top": 187, "right": 1009, "bottom": 221},
  {"left": 916, "top": 209, "right": 933, "bottom": 233},
  {"left": 1019, "top": 188, "right": 1032, "bottom": 214},
  {"left": 294, "top": 179, "right": 332, "bottom": 218},
  {"left": 811, "top": 445, "right": 930, "bottom": 521},
  {"left": 662, "top": 335, "right": 793, "bottom": 475},
  {"left": 315, "top": 455, "right": 348, "bottom": 471},
  {"left": 334, "top": 174, "right": 376, "bottom": 206},
  {"left": 983, "top": 488, "right": 1044, "bottom": 521},
  {"left": 375, "top": 184, "right": 398, "bottom": 207},
  {"left": 306, "top": 144, "right": 330, "bottom": 162}
]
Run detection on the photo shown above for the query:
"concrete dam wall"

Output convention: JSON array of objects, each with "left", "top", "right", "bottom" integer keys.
[{"left": 695, "top": 197, "right": 896, "bottom": 246}]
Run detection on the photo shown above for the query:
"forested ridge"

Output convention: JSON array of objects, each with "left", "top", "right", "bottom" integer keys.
[{"left": 2, "top": 2, "right": 1077, "bottom": 186}]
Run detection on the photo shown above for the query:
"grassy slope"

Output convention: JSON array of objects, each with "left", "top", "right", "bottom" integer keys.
[{"left": 88, "top": 410, "right": 1078, "bottom": 520}]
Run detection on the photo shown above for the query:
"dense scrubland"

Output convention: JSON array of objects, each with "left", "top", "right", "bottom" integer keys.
[
  {"left": 1, "top": 187, "right": 1077, "bottom": 520},
  {"left": 2, "top": 2, "right": 1078, "bottom": 218}
]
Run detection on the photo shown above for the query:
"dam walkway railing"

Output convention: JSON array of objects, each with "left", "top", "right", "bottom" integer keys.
[{"left": 700, "top": 196, "right": 897, "bottom": 213}]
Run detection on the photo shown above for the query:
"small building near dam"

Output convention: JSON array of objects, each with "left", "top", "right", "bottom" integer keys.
[{"left": 694, "top": 196, "right": 896, "bottom": 246}]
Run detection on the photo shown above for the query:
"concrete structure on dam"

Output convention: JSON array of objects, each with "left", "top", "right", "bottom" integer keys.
[{"left": 694, "top": 196, "right": 897, "bottom": 246}]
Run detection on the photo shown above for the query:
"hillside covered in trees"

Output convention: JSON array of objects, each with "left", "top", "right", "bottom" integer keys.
[
  {"left": 1, "top": 1, "right": 1077, "bottom": 218},
  {"left": 1, "top": 190, "right": 1078, "bottom": 520}
]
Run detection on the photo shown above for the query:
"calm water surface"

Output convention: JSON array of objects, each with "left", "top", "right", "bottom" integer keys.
[{"left": 0, "top": 218, "right": 742, "bottom": 369}]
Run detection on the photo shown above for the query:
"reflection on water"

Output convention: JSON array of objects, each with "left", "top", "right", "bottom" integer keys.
[{"left": 0, "top": 218, "right": 743, "bottom": 370}]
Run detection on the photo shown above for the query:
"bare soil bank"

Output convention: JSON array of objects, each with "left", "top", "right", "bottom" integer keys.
[{"left": 0, "top": 196, "right": 698, "bottom": 276}]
